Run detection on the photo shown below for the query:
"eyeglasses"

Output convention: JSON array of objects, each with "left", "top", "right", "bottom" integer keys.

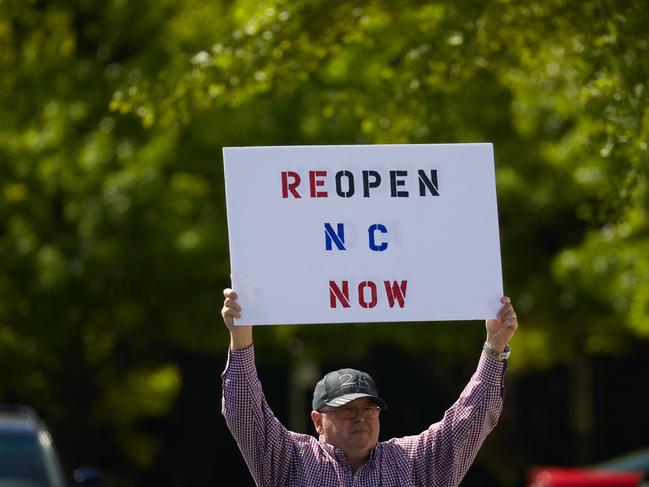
[{"left": 320, "top": 405, "right": 381, "bottom": 420}]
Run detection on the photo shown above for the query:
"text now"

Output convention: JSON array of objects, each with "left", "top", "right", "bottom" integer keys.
[{"left": 329, "top": 280, "right": 408, "bottom": 309}]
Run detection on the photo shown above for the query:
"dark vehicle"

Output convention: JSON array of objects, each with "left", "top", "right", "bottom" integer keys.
[
  {"left": 528, "top": 447, "right": 649, "bottom": 487},
  {"left": 0, "top": 405, "right": 102, "bottom": 487}
]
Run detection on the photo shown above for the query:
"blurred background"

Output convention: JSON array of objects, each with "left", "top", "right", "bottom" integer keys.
[{"left": 1, "top": 0, "right": 648, "bottom": 486}]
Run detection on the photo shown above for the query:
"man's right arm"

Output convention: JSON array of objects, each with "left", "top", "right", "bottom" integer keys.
[{"left": 220, "top": 288, "right": 297, "bottom": 486}]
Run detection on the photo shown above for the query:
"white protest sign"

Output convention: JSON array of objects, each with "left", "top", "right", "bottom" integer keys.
[{"left": 223, "top": 143, "right": 503, "bottom": 326}]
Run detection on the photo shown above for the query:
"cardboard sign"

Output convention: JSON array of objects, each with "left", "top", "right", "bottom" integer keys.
[{"left": 223, "top": 143, "right": 503, "bottom": 325}]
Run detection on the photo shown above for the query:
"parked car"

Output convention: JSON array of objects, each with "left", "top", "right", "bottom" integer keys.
[
  {"left": 0, "top": 405, "right": 102, "bottom": 487},
  {"left": 528, "top": 446, "right": 649, "bottom": 487}
]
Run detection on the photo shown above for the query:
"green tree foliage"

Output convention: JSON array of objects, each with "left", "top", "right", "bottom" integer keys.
[
  {"left": 1, "top": 0, "right": 648, "bottom": 483},
  {"left": 112, "top": 0, "right": 649, "bottom": 364},
  {"left": 0, "top": 0, "right": 228, "bottom": 471}
]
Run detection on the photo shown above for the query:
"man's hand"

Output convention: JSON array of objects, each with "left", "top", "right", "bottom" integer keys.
[
  {"left": 485, "top": 296, "right": 519, "bottom": 352},
  {"left": 222, "top": 288, "right": 253, "bottom": 350}
]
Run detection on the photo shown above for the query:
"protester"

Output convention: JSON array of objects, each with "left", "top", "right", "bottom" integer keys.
[{"left": 221, "top": 288, "right": 518, "bottom": 486}]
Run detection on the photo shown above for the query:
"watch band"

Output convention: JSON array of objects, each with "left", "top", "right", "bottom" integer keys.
[{"left": 483, "top": 342, "right": 511, "bottom": 361}]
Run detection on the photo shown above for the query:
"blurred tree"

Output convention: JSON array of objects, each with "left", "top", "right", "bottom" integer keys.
[
  {"left": 0, "top": 0, "right": 231, "bottom": 478},
  {"left": 1, "top": 0, "right": 647, "bottom": 485},
  {"left": 112, "top": 0, "right": 649, "bottom": 367}
]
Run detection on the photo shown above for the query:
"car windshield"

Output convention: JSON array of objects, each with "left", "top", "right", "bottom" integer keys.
[{"left": 0, "top": 431, "right": 52, "bottom": 487}]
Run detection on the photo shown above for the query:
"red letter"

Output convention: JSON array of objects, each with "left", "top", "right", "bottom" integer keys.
[
  {"left": 329, "top": 280, "right": 350, "bottom": 308},
  {"left": 281, "top": 171, "right": 301, "bottom": 198},
  {"left": 384, "top": 280, "right": 407, "bottom": 308},
  {"left": 309, "top": 170, "right": 328, "bottom": 198},
  {"left": 358, "top": 281, "right": 377, "bottom": 308}
]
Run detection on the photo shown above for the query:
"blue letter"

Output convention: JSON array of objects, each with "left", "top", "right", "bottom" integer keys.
[
  {"left": 368, "top": 224, "right": 388, "bottom": 251},
  {"left": 325, "top": 223, "right": 346, "bottom": 250}
]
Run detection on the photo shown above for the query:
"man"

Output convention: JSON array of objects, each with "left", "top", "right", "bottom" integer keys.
[{"left": 221, "top": 288, "right": 518, "bottom": 486}]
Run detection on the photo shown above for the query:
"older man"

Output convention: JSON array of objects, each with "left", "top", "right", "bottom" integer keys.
[{"left": 221, "top": 288, "right": 518, "bottom": 486}]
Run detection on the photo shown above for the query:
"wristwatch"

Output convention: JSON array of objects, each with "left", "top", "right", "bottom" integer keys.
[{"left": 483, "top": 342, "right": 511, "bottom": 361}]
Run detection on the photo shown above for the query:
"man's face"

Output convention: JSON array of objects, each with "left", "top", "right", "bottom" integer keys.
[{"left": 310, "top": 397, "right": 381, "bottom": 461}]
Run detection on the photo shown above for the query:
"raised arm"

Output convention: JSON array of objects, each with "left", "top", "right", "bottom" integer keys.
[
  {"left": 220, "top": 288, "right": 301, "bottom": 485},
  {"left": 390, "top": 296, "right": 519, "bottom": 486}
]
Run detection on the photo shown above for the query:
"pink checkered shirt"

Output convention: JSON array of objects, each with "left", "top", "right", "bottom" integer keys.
[{"left": 222, "top": 346, "right": 506, "bottom": 486}]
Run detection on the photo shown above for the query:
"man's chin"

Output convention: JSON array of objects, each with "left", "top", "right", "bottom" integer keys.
[
  {"left": 349, "top": 434, "right": 376, "bottom": 450},
  {"left": 350, "top": 429, "right": 370, "bottom": 435}
]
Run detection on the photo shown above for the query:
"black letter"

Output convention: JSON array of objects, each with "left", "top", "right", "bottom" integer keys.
[
  {"left": 390, "top": 170, "right": 408, "bottom": 197},
  {"left": 362, "top": 170, "right": 381, "bottom": 197},
  {"left": 418, "top": 169, "right": 439, "bottom": 196},
  {"left": 335, "top": 170, "right": 355, "bottom": 197}
]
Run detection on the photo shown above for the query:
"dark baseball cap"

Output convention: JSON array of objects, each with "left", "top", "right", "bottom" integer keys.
[{"left": 312, "top": 368, "right": 387, "bottom": 412}]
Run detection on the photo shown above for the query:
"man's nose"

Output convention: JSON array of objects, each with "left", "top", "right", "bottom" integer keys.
[{"left": 351, "top": 410, "right": 367, "bottom": 421}]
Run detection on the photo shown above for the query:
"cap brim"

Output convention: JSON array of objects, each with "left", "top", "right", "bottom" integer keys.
[{"left": 325, "top": 393, "right": 387, "bottom": 410}]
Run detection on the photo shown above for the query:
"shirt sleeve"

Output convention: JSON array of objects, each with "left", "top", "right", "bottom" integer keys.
[
  {"left": 389, "top": 351, "right": 506, "bottom": 487},
  {"left": 221, "top": 345, "right": 297, "bottom": 486}
]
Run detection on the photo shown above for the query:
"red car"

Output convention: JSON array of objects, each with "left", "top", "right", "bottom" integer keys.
[
  {"left": 528, "top": 467, "right": 643, "bottom": 487},
  {"left": 527, "top": 447, "right": 649, "bottom": 487}
]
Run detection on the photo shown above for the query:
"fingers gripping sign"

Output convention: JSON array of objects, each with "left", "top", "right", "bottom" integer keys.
[
  {"left": 221, "top": 288, "right": 252, "bottom": 350},
  {"left": 222, "top": 288, "right": 241, "bottom": 330},
  {"left": 485, "top": 296, "right": 519, "bottom": 353}
]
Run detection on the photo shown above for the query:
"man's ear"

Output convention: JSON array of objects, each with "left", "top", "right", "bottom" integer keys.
[{"left": 310, "top": 410, "right": 323, "bottom": 434}]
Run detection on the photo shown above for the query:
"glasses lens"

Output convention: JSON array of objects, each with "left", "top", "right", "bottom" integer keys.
[
  {"left": 364, "top": 407, "right": 380, "bottom": 418},
  {"left": 327, "top": 406, "right": 380, "bottom": 419}
]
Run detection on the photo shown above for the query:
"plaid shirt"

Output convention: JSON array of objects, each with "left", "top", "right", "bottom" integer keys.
[{"left": 222, "top": 346, "right": 506, "bottom": 487}]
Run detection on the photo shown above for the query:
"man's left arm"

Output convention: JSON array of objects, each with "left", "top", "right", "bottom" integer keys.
[{"left": 390, "top": 297, "right": 519, "bottom": 486}]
